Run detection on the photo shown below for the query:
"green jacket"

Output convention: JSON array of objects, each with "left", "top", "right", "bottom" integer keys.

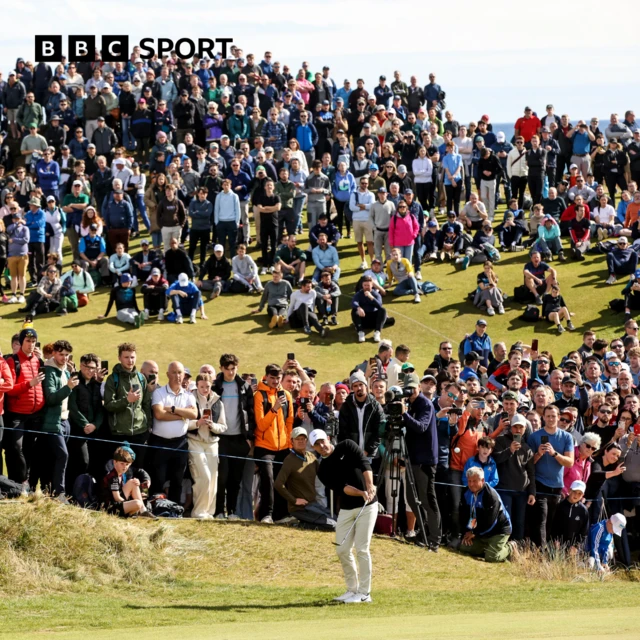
[
  {"left": 275, "top": 180, "right": 295, "bottom": 209},
  {"left": 42, "top": 360, "right": 72, "bottom": 434},
  {"left": 17, "top": 101, "right": 44, "bottom": 129},
  {"left": 103, "top": 364, "right": 152, "bottom": 437}
]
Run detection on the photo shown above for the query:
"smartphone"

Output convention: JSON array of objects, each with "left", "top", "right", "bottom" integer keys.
[
  {"left": 202, "top": 409, "right": 211, "bottom": 419},
  {"left": 326, "top": 392, "right": 334, "bottom": 403},
  {"left": 513, "top": 434, "right": 522, "bottom": 444},
  {"left": 369, "top": 357, "right": 378, "bottom": 369},
  {"left": 132, "top": 383, "right": 140, "bottom": 393},
  {"left": 102, "top": 360, "right": 109, "bottom": 371},
  {"left": 71, "top": 371, "right": 80, "bottom": 380},
  {"left": 476, "top": 400, "right": 486, "bottom": 409},
  {"left": 531, "top": 339, "right": 539, "bottom": 352},
  {"left": 501, "top": 411, "right": 509, "bottom": 421},
  {"left": 287, "top": 353, "right": 295, "bottom": 362},
  {"left": 251, "top": 376, "right": 258, "bottom": 387},
  {"left": 147, "top": 374, "right": 156, "bottom": 384},
  {"left": 277, "top": 390, "right": 286, "bottom": 401},
  {"left": 541, "top": 435, "right": 549, "bottom": 445},
  {"left": 634, "top": 424, "right": 640, "bottom": 436}
]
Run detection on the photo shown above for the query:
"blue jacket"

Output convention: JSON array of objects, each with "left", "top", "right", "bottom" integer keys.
[
  {"left": 312, "top": 244, "right": 339, "bottom": 270},
  {"left": 332, "top": 171, "right": 356, "bottom": 202},
  {"left": 296, "top": 123, "right": 318, "bottom": 151},
  {"left": 463, "top": 331, "right": 492, "bottom": 367},
  {"left": 167, "top": 280, "right": 201, "bottom": 300},
  {"left": 25, "top": 209, "right": 46, "bottom": 243},
  {"left": 68, "top": 137, "right": 88, "bottom": 160},
  {"left": 351, "top": 288, "right": 383, "bottom": 314},
  {"left": 103, "top": 198, "right": 134, "bottom": 230},
  {"left": 402, "top": 393, "right": 438, "bottom": 465},
  {"left": 463, "top": 455, "right": 499, "bottom": 488},
  {"left": 36, "top": 160, "right": 60, "bottom": 191},
  {"left": 227, "top": 170, "right": 252, "bottom": 201},
  {"left": 188, "top": 198, "right": 214, "bottom": 231},
  {"left": 587, "top": 520, "right": 614, "bottom": 569},
  {"left": 491, "top": 141, "right": 514, "bottom": 169}
]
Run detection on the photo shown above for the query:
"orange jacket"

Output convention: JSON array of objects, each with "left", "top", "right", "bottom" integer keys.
[
  {"left": 624, "top": 202, "right": 640, "bottom": 228},
  {"left": 449, "top": 411, "right": 484, "bottom": 471},
  {"left": 253, "top": 381, "right": 293, "bottom": 451}
]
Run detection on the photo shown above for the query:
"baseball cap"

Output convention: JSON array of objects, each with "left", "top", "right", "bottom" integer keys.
[
  {"left": 604, "top": 350, "right": 617, "bottom": 361},
  {"left": 256, "top": 165, "right": 266, "bottom": 172},
  {"left": 541, "top": 126, "right": 550, "bottom": 133},
  {"left": 561, "top": 376, "right": 577, "bottom": 385},
  {"left": 178, "top": 273, "right": 189, "bottom": 286},
  {"left": 502, "top": 390, "right": 519, "bottom": 401},
  {"left": 427, "top": 219, "right": 438, "bottom": 228},
  {"left": 401, "top": 362, "right": 415, "bottom": 372},
  {"left": 404, "top": 373, "right": 420, "bottom": 389},
  {"left": 46, "top": 195, "right": 56, "bottom": 202},
  {"left": 510, "top": 414, "right": 528, "bottom": 428},
  {"left": 97, "top": 116, "right": 105, "bottom": 122},
  {"left": 476, "top": 319, "right": 488, "bottom": 326},
  {"left": 496, "top": 132, "right": 506, "bottom": 142},
  {"left": 140, "top": 238, "right": 149, "bottom": 245},
  {"left": 303, "top": 367, "right": 318, "bottom": 376},
  {"left": 291, "top": 426, "right": 308, "bottom": 440},
  {"left": 369, "top": 163, "right": 378, "bottom": 171},
  {"left": 465, "top": 351, "right": 480, "bottom": 362},
  {"left": 377, "top": 187, "right": 387, "bottom": 193},
  {"left": 570, "top": 480, "right": 586, "bottom": 493},
  {"left": 420, "top": 374, "right": 437, "bottom": 383},
  {"left": 72, "top": 180, "right": 82, "bottom": 187},
  {"left": 610, "top": 513, "right": 627, "bottom": 536},
  {"left": 151, "top": 267, "right": 161, "bottom": 276},
  {"left": 308, "top": 429, "right": 328, "bottom": 446},
  {"left": 214, "top": 244, "right": 224, "bottom": 253},
  {"left": 569, "top": 163, "right": 578, "bottom": 170},
  {"left": 120, "top": 273, "right": 132, "bottom": 284},
  {"left": 89, "top": 223, "right": 98, "bottom": 231}
]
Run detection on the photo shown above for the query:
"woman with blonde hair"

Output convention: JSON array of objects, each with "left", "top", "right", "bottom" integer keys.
[{"left": 288, "top": 137, "right": 308, "bottom": 174}]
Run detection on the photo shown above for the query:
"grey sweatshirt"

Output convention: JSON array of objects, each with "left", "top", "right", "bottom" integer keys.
[{"left": 258, "top": 279, "right": 293, "bottom": 310}]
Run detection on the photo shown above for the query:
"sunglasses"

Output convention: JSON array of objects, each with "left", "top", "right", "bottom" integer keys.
[
  {"left": 584, "top": 443, "right": 597, "bottom": 450},
  {"left": 600, "top": 409, "right": 612, "bottom": 414},
  {"left": 609, "top": 362, "right": 621, "bottom": 366},
  {"left": 447, "top": 392, "right": 459, "bottom": 401},
  {"left": 559, "top": 417, "right": 572, "bottom": 423}
]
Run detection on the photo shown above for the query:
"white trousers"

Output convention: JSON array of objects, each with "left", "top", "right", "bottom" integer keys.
[
  {"left": 335, "top": 502, "right": 377, "bottom": 595},
  {"left": 188, "top": 439, "right": 219, "bottom": 519}
]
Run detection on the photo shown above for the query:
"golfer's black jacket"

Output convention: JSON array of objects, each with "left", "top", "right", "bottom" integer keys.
[{"left": 337, "top": 393, "right": 385, "bottom": 457}]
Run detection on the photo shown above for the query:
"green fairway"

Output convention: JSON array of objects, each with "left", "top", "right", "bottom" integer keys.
[{"left": 0, "top": 207, "right": 623, "bottom": 379}]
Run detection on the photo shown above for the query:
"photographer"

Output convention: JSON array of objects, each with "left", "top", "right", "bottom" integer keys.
[
  {"left": 310, "top": 383, "right": 338, "bottom": 434},
  {"left": 400, "top": 372, "right": 441, "bottom": 551},
  {"left": 311, "top": 429, "right": 377, "bottom": 604},
  {"left": 337, "top": 371, "right": 385, "bottom": 458}
]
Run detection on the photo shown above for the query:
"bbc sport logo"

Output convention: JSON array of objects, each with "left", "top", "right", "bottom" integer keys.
[{"left": 35, "top": 36, "right": 234, "bottom": 62}]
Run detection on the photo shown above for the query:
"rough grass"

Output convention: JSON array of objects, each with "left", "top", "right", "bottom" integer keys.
[{"left": 0, "top": 203, "right": 627, "bottom": 383}]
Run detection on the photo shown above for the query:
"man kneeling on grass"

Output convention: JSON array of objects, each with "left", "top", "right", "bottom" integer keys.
[
  {"left": 100, "top": 446, "right": 156, "bottom": 518},
  {"left": 459, "top": 466, "right": 514, "bottom": 563}
]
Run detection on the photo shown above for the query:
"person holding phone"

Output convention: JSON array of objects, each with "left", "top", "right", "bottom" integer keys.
[
  {"left": 493, "top": 415, "right": 536, "bottom": 541},
  {"left": 187, "top": 372, "right": 228, "bottom": 520},
  {"left": 39, "top": 340, "right": 79, "bottom": 501},
  {"left": 527, "top": 405, "right": 575, "bottom": 547}
]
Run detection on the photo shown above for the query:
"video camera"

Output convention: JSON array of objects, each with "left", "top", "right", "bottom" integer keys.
[{"left": 384, "top": 386, "right": 412, "bottom": 429}]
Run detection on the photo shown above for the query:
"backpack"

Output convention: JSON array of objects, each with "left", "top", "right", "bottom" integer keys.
[
  {"left": 3, "top": 353, "right": 44, "bottom": 382},
  {"left": 520, "top": 305, "right": 540, "bottom": 322},
  {"left": 72, "top": 473, "right": 97, "bottom": 508},
  {"left": 609, "top": 298, "right": 626, "bottom": 313},
  {"left": 0, "top": 474, "right": 25, "bottom": 499},
  {"left": 111, "top": 370, "right": 147, "bottom": 394},
  {"left": 419, "top": 281, "right": 440, "bottom": 295},
  {"left": 513, "top": 284, "right": 535, "bottom": 304},
  {"left": 149, "top": 494, "right": 184, "bottom": 518}
]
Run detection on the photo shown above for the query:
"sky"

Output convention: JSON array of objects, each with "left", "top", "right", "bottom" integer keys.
[{"left": 3, "top": 0, "right": 639, "bottom": 123}]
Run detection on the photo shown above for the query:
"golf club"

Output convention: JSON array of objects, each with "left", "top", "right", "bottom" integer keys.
[{"left": 333, "top": 500, "right": 369, "bottom": 546}]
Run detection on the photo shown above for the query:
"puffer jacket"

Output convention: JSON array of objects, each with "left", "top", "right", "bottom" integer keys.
[
  {"left": 388, "top": 212, "right": 419, "bottom": 247},
  {"left": 187, "top": 391, "right": 227, "bottom": 445},
  {"left": 42, "top": 357, "right": 72, "bottom": 434},
  {"left": 253, "top": 381, "right": 293, "bottom": 451},
  {"left": 5, "top": 350, "right": 45, "bottom": 415}
]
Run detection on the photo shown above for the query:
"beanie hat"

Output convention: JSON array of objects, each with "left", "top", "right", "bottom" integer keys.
[
  {"left": 349, "top": 370, "right": 368, "bottom": 388},
  {"left": 19, "top": 328, "right": 37, "bottom": 344}
]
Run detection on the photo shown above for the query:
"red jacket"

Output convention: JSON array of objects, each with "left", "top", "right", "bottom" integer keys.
[
  {"left": 560, "top": 203, "right": 591, "bottom": 222},
  {"left": 5, "top": 351, "right": 45, "bottom": 415},
  {"left": 0, "top": 358, "right": 13, "bottom": 415}
]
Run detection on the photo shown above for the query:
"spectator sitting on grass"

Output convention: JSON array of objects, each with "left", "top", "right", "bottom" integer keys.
[
  {"left": 198, "top": 244, "right": 232, "bottom": 300},
  {"left": 167, "top": 272, "right": 207, "bottom": 325},
  {"left": 98, "top": 273, "right": 142, "bottom": 327},
  {"left": 253, "top": 267, "right": 293, "bottom": 329},
  {"left": 231, "top": 243, "right": 263, "bottom": 293}
]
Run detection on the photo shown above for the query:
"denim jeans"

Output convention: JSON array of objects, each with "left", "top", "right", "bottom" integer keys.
[
  {"left": 497, "top": 489, "right": 528, "bottom": 541},
  {"left": 293, "top": 196, "right": 306, "bottom": 231},
  {"left": 121, "top": 116, "right": 135, "bottom": 151},
  {"left": 132, "top": 193, "right": 151, "bottom": 232},
  {"left": 393, "top": 276, "right": 419, "bottom": 296},
  {"left": 216, "top": 220, "right": 239, "bottom": 256},
  {"left": 313, "top": 266, "right": 340, "bottom": 282},
  {"left": 398, "top": 244, "right": 413, "bottom": 262}
]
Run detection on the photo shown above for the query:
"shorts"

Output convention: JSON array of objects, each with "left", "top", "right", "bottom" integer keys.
[
  {"left": 8, "top": 255, "right": 28, "bottom": 279},
  {"left": 6, "top": 108, "right": 18, "bottom": 124},
  {"left": 353, "top": 220, "right": 373, "bottom": 243},
  {"left": 106, "top": 502, "right": 129, "bottom": 518}
]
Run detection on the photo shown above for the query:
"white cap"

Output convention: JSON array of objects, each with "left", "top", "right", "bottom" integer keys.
[
  {"left": 291, "top": 426, "right": 308, "bottom": 440},
  {"left": 213, "top": 244, "right": 224, "bottom": 253},
  {"left": 178, "top": 273, "right": 189, "bottom": 286},
  {"left": 496, "top": 132, "right": 506, "bottom": 142},
  {"left": 610, "top": 513, "right": 627, "bottom": 536},
  {"left": 308, "top": 429, "right": 328, "bottom": 446},
  {"left": 177, "top": 143, "right": 186, "bottom": 154},
  {"left": 570, "top": 480, "right": 586, "bottom": 493},
  {"left": 510, "top": 414, "right": 528, "bottom": 429},
  {"left": 72, "top": 180, "right": 82, "bottom": 187}
]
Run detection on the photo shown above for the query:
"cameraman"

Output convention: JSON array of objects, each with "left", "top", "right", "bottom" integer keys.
[
  {"left": 401, "top": 372, "right": 441, "bottom": 551},
  {"left": 337, "top": 371, "right": 385, "bottom": 459}
]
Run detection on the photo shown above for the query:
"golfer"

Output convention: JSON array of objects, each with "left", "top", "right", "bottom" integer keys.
[{"left": 310, "top": 429, "right": 377, "bottom": 604}]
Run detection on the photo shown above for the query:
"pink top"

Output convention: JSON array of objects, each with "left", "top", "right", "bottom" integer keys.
[{"left": 562, "top": 445, "right": 591, "bottom": 496}]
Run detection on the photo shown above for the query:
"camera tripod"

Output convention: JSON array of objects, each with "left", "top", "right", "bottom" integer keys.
[{"left": 375, "top": 426, "right": 429, "bottom": 548}]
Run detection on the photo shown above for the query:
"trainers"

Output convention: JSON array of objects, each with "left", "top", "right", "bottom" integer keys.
[
  {"left": 214, "top": 513, "right": 227, "bottom": 520},
  {"left": 320, "top": 327, "right": 328, "bottom": 338},
  {"left": 438, "top": 251, "right": 445, "bottom": 262},
  {"left": 416, "top": 271, "right": 422, "bottom": 280},
  {"left": 535, "top": 295, "right": 543, "bottom": 305},
  {"left": 510, "top": 243, "right": 516, "bottom": 252},
  {"left": 277, "top": 315, "right": 285, "bottom": 328},
  {"left": 190, "top": 312, "right": 197, "bottom": 324},
  {"left": 134, "top": 314, "right": 141, "bottom": 329},
  {"left": 176, "top": 315, "right": 183, "bottom": 324},
  {"left": 428, "top": 252, "right": 437, "bottom": 261},
  {"left": 508, "top": 540, "right": 520, "bottom": 560},
  {"left": 303, "top": 325, "right": 311, "bottom": 334},
  {"left": 260, "top": 515, "right": 274, "bottom": 524},
  {"left": 558, "top": 251, "right": 566, "bottom": 263},
  {"left": 405, "top": 530, "right": 416, "bottom": 539},
  {"left": 358, "top": 331, "right": 365, "bottom": 343},
  {"left": 1, "top": 295, "right": 8, "bottom": 303},
  {"left": 330, "top": 315, "right": 338, "bottom": 325},
  {"left": 413, "top": 293, "right": 421, "bottom": 304},
  {"left": 461, "top": 255, "right": 470, "bottom": 270},
  {"left": 269, "top": 314, "right": 278, "bottom": 329},
  {"left": 57, "top": 308, "right": 68, "bottom": 316},
  {"left": 321, "top": 315, "right": 329, "bottom": 326},
  {"left": 139, "top": 510, "right": 158, "bottom": 519},
  {"left": 333, "top": 591, "right": 357, "bottom": 603},
  {"left": 497, "top": 304, "right": 505, "bottom": 314},
  {"left": 373, "top": 331, "right": 381, "bottom": 343},
  {"left": 143, "top": 309, "right": 150, "bottom": 320},
  {"left": 606, "top": 275, "right": 617, "bottom": 285},
  {"left": 359, "top": 260, "right": 368, "bottom": 270},
  {"left": 487, "top": 306, "right": 495, "bottom": 316},
  {"left": 17, "top": 295, "right": 25, "bottom": 304},
  {"left": 260, "top": 267, "right": 267, "bottom": 276},
  {"left": 567, "top": 321, "right": 576, "bottom": 331},
  {"left": 275, "top": 516, "right": 297, "bottom": 524},
  {"left": 139, "top": 311, "right": 145, "bottom": 326},
  {"left": 345, "top": 593, "right": 372, "bottom": 604},
  {"left": 597, "top": 228, "right": 605, "bottom": 242},
  {"left": 158, "top": 309, "right": 165, "bottom": 321},
  {"left": 227, "top": 514, "right": 241, "bottom": 521},
  {"left": 557, "top": 323, "right": 565, "bottom": 334},
  {"left": 7, "top": 296, "right": 17, "bottom": 304},
  {"left": 210, "top": 289, "right": 219, "bottom": 300}
]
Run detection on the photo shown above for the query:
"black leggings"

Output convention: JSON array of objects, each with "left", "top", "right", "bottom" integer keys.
[
  {"left": 605, "top": 173, "right": 627, "bottom": 207},
  {"left": 445, "top": 183, "right": 462, "bottom": 214},
  {"left": 215, "top": 434, "right": 250, "bottom": 516},
  {"left": 415, "top": 182, "right": 434, "bottom": 211},
  {"left": 334, "top": 200, "right": 350, "bottom": 236}
]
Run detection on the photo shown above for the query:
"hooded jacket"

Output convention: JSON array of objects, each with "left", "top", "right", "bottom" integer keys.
[
  {"left": 337, "top": 392, "right": 385, "bottom": 456},
  {"left": 103, "top": 363, "right": 152, "bottom": 437},
  {"left": 187, "top": 390, "right": 227, "bottom": 445},
  {"left": 42, "top": 357, "right": 72, "bottom": 434},
  {"left": 389, "top": 212, "right": 419, "bottom": 247},
  {"left": 253, "top": 380, "right": 293, "bottom": 451}
]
